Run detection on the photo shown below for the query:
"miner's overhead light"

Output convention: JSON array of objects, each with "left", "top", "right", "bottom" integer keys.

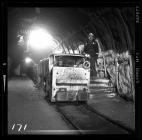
[{"left": 28, "top": 28, "right": 55, "bottom": 50}]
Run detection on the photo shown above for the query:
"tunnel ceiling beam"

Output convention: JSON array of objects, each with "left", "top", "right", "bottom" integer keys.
[
  {"left": 88, "top": 12, "right": 110, "bottom": 51},
  {"left": 95, "top": 10, "right": 115, "bottom": 50},
  {"left": 77, "top": 8, "right": 134, "bottom": 52},
  {"left": 16, "top": 7, "right": 134, "bottom": 54},
  {"left": 116, "top": 8, "right": 133, "bottom": 51}
]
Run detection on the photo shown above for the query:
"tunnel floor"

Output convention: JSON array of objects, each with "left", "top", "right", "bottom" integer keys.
[
  {"left": 8, "top": 76, "right": 135, "bottom": 134},
  {"left": 8, "top": 77, "right": 78, "bottom": 134}
]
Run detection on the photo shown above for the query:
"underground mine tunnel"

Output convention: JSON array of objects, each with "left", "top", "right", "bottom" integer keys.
[{"left": 6, "top": 7, "right": 136, "bottom": 135}]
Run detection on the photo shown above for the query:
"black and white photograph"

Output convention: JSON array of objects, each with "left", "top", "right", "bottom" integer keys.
[{"left": 1, "top": 1, "right": 141, "bottom": 136}]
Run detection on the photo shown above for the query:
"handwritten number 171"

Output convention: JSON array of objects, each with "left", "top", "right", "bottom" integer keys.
[{"left": 12, "top": 124, "right": 27, "bottom": 131}]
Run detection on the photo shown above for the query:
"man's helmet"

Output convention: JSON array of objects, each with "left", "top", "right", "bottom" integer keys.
[
  {"left": 88, "top": 33, "right": 94, "bottom": 37},
  {"left": 88, "top": 33, "right": 94, "bottom": 41}
]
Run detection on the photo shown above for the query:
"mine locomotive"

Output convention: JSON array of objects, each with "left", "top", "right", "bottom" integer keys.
[{"left": 38, "top": 53, "right": 90, "bottom": 102}]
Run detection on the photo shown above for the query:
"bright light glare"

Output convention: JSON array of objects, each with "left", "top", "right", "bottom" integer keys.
[
  {"left": 25, "top": 57, "right": 32, "bottom": 63},
  {"left": 28, "top": 28, "right": 55, "bottom": 50}
]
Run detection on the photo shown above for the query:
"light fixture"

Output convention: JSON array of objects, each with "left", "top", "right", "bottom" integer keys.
[
  {"left": 28, "top": 28, "right": 56, "bottom": 50},
  {"left": 25, "top": 57, "right": 32, "bottom": 64}
]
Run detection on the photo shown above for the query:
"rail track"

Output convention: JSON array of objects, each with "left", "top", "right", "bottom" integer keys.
[
  {"left": 83, "top": 104, "right": 134, "bottom": 133},
  {"left": 54, "top": 102, "right": 132, "bottom": 134}
]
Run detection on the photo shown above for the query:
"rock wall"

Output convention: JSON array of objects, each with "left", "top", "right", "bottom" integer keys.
[{"left": 96, "top": 50, "right": 135, "bottom": 101}]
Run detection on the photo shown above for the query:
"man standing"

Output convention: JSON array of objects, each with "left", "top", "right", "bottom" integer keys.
[{"left": 83, "top": 33, "right": 101, "bottom": 77}]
